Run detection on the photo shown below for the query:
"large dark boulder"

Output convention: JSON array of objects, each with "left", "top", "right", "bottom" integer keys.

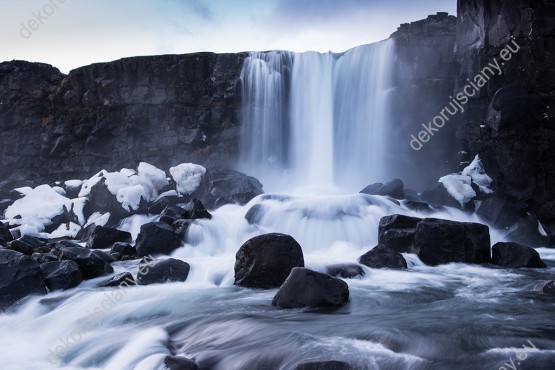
[
  {"left": 202, "top": 169, "right": 264, "bottom": 209},
  {"left": 491, "top": 242, "right": 547, "bottom": 268},
  {"left": 136, "top": 258, "right": 190, "bottom": 285},
  {"left": 0, "top": 249, "right": 46, "bottom": 303},
  {"left": 40, "top": 260, "right": 82, "bottom": 291},
  {"left": 378, "top": 214, "right": 422, "bottom": 254},
  {"left": 85, "top": 225, "right": 132, "bottom": 249},
  {"left": 135, "top": 222, "right": 182, "bottom": 257},
  {"left": 159, "top": 199, "right": 212, "bottom": 225},
  {"left": 358, "top": 246, "right": 407, "bottom": 269},
  {"left": 415, "top": 218, "right": 491, "bottom": 266},
  {"left": 360, "top": 178, "right": 404, "bottom": 199},
  {"left": 293, "top": 361, "right": 355, "bottom": 370},
  {"left": 272, "top": 268, "right": 349, "bottom": 309},
  {"left": 234, "top": 233, "right": 304, "bottom": 288}
]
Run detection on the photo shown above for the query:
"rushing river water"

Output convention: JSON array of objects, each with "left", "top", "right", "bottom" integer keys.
[{"left": 1, "top": 193, "right": 554, "bottom": 370}]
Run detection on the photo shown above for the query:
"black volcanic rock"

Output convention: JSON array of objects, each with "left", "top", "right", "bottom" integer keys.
[
  {"left": 360, "top": 178, "right": 404, "bottom": 199},
  {"left": 358, "top": 246, "right": 407, "bottom": 270},
  {"left": 0, "top": 53, "right": 246, "bottom": 183},
  {"left": 202, "top": 169, "right": 264, "bottom": 209},
  {"left": 85, "top": 225, "right": 132, "bottom": 249},
  {"left": 415, "top": 218, "right": 491, "bottom": 266},
  {"left": 378, "top": 214, "right": 422, "bottom": 254},
  {"left": 0, "top": 249, "right": 46, "bottom": 303},
  {"left": 456, "top": 0, "right": 555, "bottom": 230},
  {"left": 234, "top": 233, "right": 304, "bottom": 288},
  {"left": 135, "top": 222, "right": 182, "bottom": 257},
  {"left": 136, "top": 258, "right": 190, "bottom": 285},
  {"left": 40, "top": 260, "right": 82, "bottom": 291},
  {"left": 272, "top": 267, "right": 349, "bottom": 309},
  {"left": 491, "top": 242, "right": 547, "bottom": 268}
]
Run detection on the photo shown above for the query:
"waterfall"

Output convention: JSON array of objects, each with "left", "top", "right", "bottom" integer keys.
[{"left": 239, "top": 40, "right": 396, "bottom": 192}]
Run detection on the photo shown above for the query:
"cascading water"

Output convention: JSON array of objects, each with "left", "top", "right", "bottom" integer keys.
[
  {"left": 239, "top": 40, "right": 395, "bottom": 192},
  {"left": 2, "top": 40, "right": 555, "bottom": 370}
]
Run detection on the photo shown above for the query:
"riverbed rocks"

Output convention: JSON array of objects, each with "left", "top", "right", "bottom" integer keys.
[
  {"left": 415, "top": 218, "right": 491, "bottom": 266},
  {"left": 491, "top": 242, "right": 547, "bottom": 268},
  {"left": 234, "top": 233, "right": 304, "bottom": 288},
  {"left": 136, "top": 258, "right": 190, "bottom": 285},
  {"left": 135, "top": 222, "right": 182, "bottom": 257},
  {"left": 164, "top": 355, "right": 198, "bottom": 370},
  {"left": 358, "top": 245, "right": 408, "bottom": 269},
  {"left": 360, "top": 178, "right": 405, "bottom": 199},
  {"left": 378, "top": 214, "right": 422, "bottom": 254},
  {"left": 54, "top": 242, "right": 114, "bottom": 279},
  {"left": 40, "top": 260, "right": 82, "bottom": 291},
  {"left": 272, "top": 267, "right": 349, "bottom": 308},
  {"left": 0, "top": 249, "right": 46, "bottom": 303},
  {"left": 85, "top": 225, "right": 132, "bottom": 249}
]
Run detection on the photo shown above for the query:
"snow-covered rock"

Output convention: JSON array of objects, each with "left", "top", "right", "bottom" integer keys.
[
  {"left": 462, "top": 155, "right": 493, "bottom": 194},
  {"left": 439, "top": 174, "right": 476, "bottom": 206},
  {"left": 169, "top": 163, "right": 206, "bottom": 195}
]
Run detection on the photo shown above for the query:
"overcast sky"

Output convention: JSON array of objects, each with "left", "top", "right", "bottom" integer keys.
[{"left": 1, "top": 0, "right": 456, "bottom": 73}]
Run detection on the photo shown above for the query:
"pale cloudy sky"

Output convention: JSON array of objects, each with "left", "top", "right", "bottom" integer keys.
[{"left": 0, "top": 0, "right": 456, "bottom": 73}]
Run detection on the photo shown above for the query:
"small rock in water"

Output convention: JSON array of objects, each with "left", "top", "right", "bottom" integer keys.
[
  {"left": 534, "top": 280, "right": 555, "bottom": 294},
  {"left": 110, "top": 242, "right": 137, "bottom": 259},
  {"left": 358, "top": 245, "right": 407, "bottom": 269},
  {"left": 137, "top": 258, "right": 190, "bottom": 285},
  {"left": 234, "top": 233, "right": 304, "bottom": 288},
  {"left": 98, "top": 272, "right": 136, "bottom": 287},
  {"left": 325, "top": 263, "right": 365, "bottom": 278},
  {"left": 491, "top": 242, "right": 547, "bottom": 268},
  {"left": 272, "top": 267, "right": 349, "bottom": 309}
]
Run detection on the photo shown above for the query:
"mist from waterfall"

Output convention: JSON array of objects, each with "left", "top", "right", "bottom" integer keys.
[{"left": 239, "top": 40, "right": 395, "bottom": 193}]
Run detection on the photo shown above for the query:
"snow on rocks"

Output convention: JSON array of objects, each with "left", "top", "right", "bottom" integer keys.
[
  {"left": 4, "top": 185, "right": 86, "bottom": 236},
  {"left": 169, "top": 163, "right": 206, "bottom": 195}
]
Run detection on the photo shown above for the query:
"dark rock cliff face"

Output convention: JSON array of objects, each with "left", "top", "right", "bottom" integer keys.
[
  {"left": 455, "top": 0, "right": 555, "bottom": 232},
  {"left": 0, "top": 53, "right": 246, "bottom": 182},
  {"left": 390, "top": 12, "right": 460, "bottom": 189}
]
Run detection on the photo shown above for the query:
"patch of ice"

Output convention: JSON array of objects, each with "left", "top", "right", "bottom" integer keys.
[
  {"left": 169, "top": 163, "right": 206, "bottom": 195},
  {"left": 156, "top": 190, "right": 178, "bottom": 201},
  {"left": 439, "top": 174, "right": 476, "bottom": 206},
  {"left": 462, "top": 155, "right": 493, "bottom": 194},
  {"left": 85, "top": 212, "right": 111, "bottom": 228},
  {"left": 120, "top": 168, "right": 136, "bottom": 177}
]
